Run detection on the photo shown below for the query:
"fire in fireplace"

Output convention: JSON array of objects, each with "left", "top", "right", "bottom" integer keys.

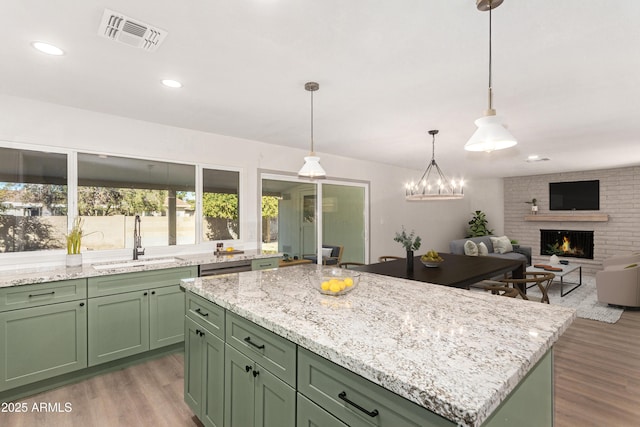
[{"left": 540, "top": 229, "right": 594, "bottom": 259}]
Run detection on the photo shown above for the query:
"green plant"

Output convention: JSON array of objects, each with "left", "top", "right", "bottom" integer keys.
[
  {"left": 394, "top": 227, "right": 421, "bottom": 251},
  {"left": 66, "top": 217, "right": 84, "bottom": 254},
  {"left": 466, "top": 210, "right": 493, "bottom": 237}
]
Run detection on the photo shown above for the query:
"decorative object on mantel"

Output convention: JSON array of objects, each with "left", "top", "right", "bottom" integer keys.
[
  {"left": 465, "top": 0, "right": 517, "bottom": 153},
  {"left": 298, "top": 81, "right": 326, "bottom": 179},
  {"left": 394, "top": 227, "right": 421, "bottom": 271},
  {"left": 525, "top": 198, "right": 538, "bottom": 214},
  {"left": 405, "top": 130, "right": 464, "bottom": 201},
  {"left": 466, "top": 210, "right": 494, "bottom": 237}
]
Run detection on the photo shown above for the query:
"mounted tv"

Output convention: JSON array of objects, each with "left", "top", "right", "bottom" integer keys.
[{"left": 549, "top": 180, "right": 600, "bottom": 211}]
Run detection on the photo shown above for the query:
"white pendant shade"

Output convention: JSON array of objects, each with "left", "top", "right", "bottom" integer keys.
[
  {"left": 465, "top": 115, "right": 517, "bottom": 152},
  {"left": 298, "top": 155, "right": 326, "bottom": 178}
]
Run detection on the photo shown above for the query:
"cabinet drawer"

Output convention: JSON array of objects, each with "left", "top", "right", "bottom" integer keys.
[
  {"left": 226, "top": 311, "right": 296, "bottom": 387},
  {"left": 298, "top": 347, "right": 453, "bottom": 427},
  {"left": 251, "top": 257, "right": 279, "bottom": 270},
  {"left": 298, "top": 392, "right": 347, "bottom": 427},
  {"left": 0, "top": 279, "right": 87, "bottom": 312},
  {"left": 185, "top": 292, "right": 225, "bottom": 340},
  {"left": 88, "top": 266, "right": 197, "bottom": 297}
]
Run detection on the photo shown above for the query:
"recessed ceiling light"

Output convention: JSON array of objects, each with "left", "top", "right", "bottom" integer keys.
[
  {"left": 31, "top": 41, "right": 64, "bottom": 56},
  {"left": 526, "top": 155, "right": 550, "bottom": 163},
  {"left": 161, "top": 79, "right": 182, "bottom": 88}
]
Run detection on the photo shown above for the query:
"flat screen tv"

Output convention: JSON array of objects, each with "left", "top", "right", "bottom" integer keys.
[{"left": 549, "top": 180, "right": 600, "bottom": 211}]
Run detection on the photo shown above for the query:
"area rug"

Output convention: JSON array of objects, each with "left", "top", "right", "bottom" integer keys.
[{"left": 525, "top": 275, "right": 623, "bottom": 324}]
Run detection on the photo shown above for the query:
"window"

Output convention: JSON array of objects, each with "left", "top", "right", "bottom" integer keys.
[
  {"left": 77, "top": 153, "right": 195, "bottom": 250},
  {"left": 202, "top": 168, "right": 240, "bottom": 241},
  {"left": 0, "top": 147, "right": 68, "bottom": 252}
]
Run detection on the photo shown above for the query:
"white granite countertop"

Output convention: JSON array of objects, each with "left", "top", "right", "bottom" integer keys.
[
  {"left": 0, "top": 251, "right": 276, "bottom": 288},
  {"left": 181, "top": 264, "right": 576, "bottom": 427}
]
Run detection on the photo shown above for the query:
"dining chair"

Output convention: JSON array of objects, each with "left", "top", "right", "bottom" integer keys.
[
  {"left": 498, "top": 272, "right": 556, "bottom": 303},
  {"left": 338, "top": 262, "right": 365, "bottom": 269},
  {"left": 378, "top": 256, "right": 403, "bottom": 262}
]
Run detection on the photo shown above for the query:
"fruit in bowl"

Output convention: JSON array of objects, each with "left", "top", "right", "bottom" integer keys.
[
  {"left": 421, "top": 250, "right": 444, "bottom": 267},
  {"left": 313, "top": 269, "right": 360, "bottom": 295}
]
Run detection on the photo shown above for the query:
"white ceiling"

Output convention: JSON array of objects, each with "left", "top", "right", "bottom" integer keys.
[{"left": 1, "top": 0, "right": 639, "bottom": 179}]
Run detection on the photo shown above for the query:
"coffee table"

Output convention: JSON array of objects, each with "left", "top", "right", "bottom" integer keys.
[
  {"left": 526, "top": 264, "right": 582, "bottom": 296},
  {"left": 354, "top": 253, "right": 525, "bottom": 290}
]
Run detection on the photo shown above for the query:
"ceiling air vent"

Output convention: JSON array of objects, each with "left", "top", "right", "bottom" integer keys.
[{"left": 98, "top": 9, "right": 167, "bottom": 52}]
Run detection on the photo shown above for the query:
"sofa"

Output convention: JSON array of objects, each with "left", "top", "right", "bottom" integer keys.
[{"left": 449, "top": 236, "right": 532, "bottom": 266}]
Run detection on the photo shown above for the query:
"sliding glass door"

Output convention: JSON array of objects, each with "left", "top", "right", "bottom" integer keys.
[{"left": 260, "top": 173, "right": 368, "bottom": 265}]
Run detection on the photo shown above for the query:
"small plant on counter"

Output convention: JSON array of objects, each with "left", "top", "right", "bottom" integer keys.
[
  {"left": 66, "top": 217, "right": 84, "bottom": 255},
  {"left": 394, "top": 227, "right": 422, "bottom": 251}
]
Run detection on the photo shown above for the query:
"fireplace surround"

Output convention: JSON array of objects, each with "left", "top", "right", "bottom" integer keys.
[{"left": 540, "top": 229, "right": 594, "bottom": 259}]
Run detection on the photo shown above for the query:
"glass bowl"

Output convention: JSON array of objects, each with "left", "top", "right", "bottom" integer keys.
[
  {"left": 312, "top": 269, "right": 360, "bottom": 296},
  {"left": 421, "top": 259, "right": 444, "bottom": 268}
]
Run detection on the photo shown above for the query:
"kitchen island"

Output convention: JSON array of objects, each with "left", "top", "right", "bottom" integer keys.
[{"left": 181, "top": 264, "right": 576, "bottom": 427}]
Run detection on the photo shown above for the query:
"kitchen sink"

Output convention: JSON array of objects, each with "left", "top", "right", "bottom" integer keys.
[{"left": 92, "top": 257, "right": 182, "bottom": 270}]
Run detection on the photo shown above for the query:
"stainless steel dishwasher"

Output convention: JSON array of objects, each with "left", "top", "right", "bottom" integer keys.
[{"left": 199, "top": 259, "right": 252, "bottom": 276}]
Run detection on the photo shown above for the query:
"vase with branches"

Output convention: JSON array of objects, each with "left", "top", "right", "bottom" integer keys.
[{"left": 394, "top": 227, "right": 421, "bottom": 271}]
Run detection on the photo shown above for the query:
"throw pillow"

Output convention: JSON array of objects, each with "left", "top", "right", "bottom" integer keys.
[
  {"left": 321, "top": 248, "right": 333, "bottom": 258},
  {"left": 490, "top": 236, "right": 513, "bottom": 254},
  {"left": 464, "top": 240, "right": 478, "bottom": 256},
  {"left": 478, "top": 241, "right": 489, "bottom": 256}
]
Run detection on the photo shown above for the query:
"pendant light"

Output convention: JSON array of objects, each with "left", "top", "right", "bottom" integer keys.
[
  {"left": 405, "top": 130, "right": 464, "bottom": 201},
  {"left": 465, "top": 0, "right": 517, "bottom": 153},
  {"left": 298, "top": 82, "right": 326, "bottom": 179}
]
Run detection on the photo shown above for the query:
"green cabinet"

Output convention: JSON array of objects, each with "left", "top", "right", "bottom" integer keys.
[
  {"left": 297, "top": 393, "right": 347, "bottom": 427},
  {"left": 251, "top": 258, "right": 279, "bottom": 271},
  {"left": 224, "top": 344, "right": 295, "bottom": 427},
  {"left": 88, "top": 290, "right": 149, "bottom": 366},
  {"left": 185, "top": 316, "right": 225, "bottom": 427},
  {"left": 88, "top": 267, "right": 197, "bottom": 366},
  {"left": 0, "top": 299, "right": 87, "bottom": 391}
]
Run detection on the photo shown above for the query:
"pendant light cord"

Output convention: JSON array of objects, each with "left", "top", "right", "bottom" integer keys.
[
  {"left": 310, "top": 89, "right": 314, "bottom": 154},
  {"left": 488, "top": 0, "right": 493, "bottom": 112}
]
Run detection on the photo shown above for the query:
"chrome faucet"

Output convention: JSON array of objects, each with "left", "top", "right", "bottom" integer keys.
[{"left": 133, "top": 215, "right": 145, "bottom": 260}]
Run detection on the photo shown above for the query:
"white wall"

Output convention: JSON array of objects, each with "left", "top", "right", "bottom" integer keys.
[{"left": 0, "top": 94, "right": 505, "bottom": 263}]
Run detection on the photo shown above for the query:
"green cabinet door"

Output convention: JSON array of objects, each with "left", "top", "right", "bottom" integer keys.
[
  {"left": 150, "top": 284, "right": 185, "bottom": 349},
  {"left": 225, "top": 345, "right": 256, "bottom": 427},
  {"left": 88, "top": 291, "right": 149, "bottom": 366},
  {"left": 254, "top": 365, "right": 295, "bottom": 427},
  {"left": 184, "top": 316, "right": 225, "bottom": 427},
  {"left": 297, "top": 393, "right": 347, "bottom": 427},
  {"left": 184, "top": 316, "right": 204, "bottom": 416},
  {"left": 224, "top": 344, "right": 295, "bottom": 427},
  {"left": 0, "top": 300, "right": 87, "bottom": 391}
]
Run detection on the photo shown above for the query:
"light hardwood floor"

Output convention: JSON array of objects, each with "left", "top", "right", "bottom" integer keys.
[{"left": 2, "top": 310, "right": 639, "bottom": 427}]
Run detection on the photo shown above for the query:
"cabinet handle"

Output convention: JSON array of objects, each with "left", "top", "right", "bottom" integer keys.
[
  {"left": 200, "top": 331, "right": 205, "bottom": 337},
  {"left": 195, "top": 308, "right": 209, "bottom": 317},
  {"left": 28, "top": 291, "right": 55, "bottom": 298},
  {"left": 143, "top": 292, "right": 148, "bottom": 296},
  {"left": 244, "top": 336, "right": 265, "bottom": 350},
  {"left": 245, "top": 365, "right": 252, "bottom": 373},
  {"left": 151, "top": 291, "right": 156, "bottom": 295},
  {"left": 79, "top": 302, "right": 85, "bottom": 307},
  {"left": 195, "top": 329, "right": 205, "bottom": 337},
  {"left": 252, "top": 370, "right": 260, "bottom": 378},
  {"left": 338, "top": 391, "right": 379, "bottom": 418}
]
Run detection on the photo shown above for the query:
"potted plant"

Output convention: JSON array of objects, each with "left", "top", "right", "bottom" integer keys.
[
  {"left": 466, "top": 210, "right": 493, "bottom": 237},
  {"left": 66, "top": 217, "right": 85, "bottom": 267},
  {"left": 525, "top": 198, "right": 538, "bottom": 214},
  {"left": 394, "top": 227, "right": 421, "bottom": 271}
]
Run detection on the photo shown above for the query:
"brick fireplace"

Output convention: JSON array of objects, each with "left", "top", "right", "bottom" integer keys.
[{"left": 504, "top": 165, "right": 640, "bottom": 275}]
